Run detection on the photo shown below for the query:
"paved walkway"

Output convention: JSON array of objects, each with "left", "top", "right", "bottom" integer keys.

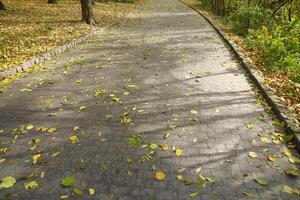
[{"left": 0, "top": 0, "right": 300, "bottom": 199}]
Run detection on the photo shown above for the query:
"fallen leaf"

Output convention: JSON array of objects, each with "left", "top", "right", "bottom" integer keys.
[
  {"left": 177, "top": 168, "right": 186, "bottom": 173},
  {"left": 282, "top": 185, "right": 300, "bottom": 195},
  {"left": 74, "top": 188, "right": 83, "bottom": 196},
  {"left": 40, "top": 171, "right": 45, "bottom": 178},
  {"left": 243, "top": 192, "right": 252, "bottom": 197},
  {"left": 248, "top": 151, "right": 257, "bottom": 158},
  {"left": 32, "top": 152, "right": 42, "bottom": 164},
  {"left": 88, "top": 188, "right": 95, "bottom": 195},
  {"left": 281, "top": 134, "right": 294, "bottom": 142},
  {"left": 175, "top": 149, "right": 183, "bottom": 156},
  {"left": 24, "top": 181, "right": 38, "bottom": 189},
  {"left": 267, "top": 154, "right": 279, "bottom": 162},
  {"left": 0, "top": 176, "right": 16, "bottom": 189},
  {"left": 152, "top": 164, "right": 156, "bottom": 170},
  {"left": 255, "top": 178, "right": 267, "bottom": 186},
  {"left": 190, "top": 110, "right": 198, "bottom": 115},
  {"left": 127, "top": 83, "right": 137, "bottom": 88},
  {"left": 26, "top": 124, "right": 34, "bottom": 130},
  {"left": 164, "top": 133, "right": 170, "bottom": 139},
  {"left": 79, "top": 106, "right": 86, "bottom": 110},
  {"left": 150, "top": 143, "right": 158, "bottom": 150},
  {"left": 247, "top": 124, "right": 254, "bottom": 129},
  {"left": 161, "top": 144, "right": 169, "bottom": 151},
  {"left": 258, "top": 132, "right": 270, "bottom": 137},
  {"left": 127, "top": 135, "right": 141, "bottom": 149},
  {"left": 69, "top": 135, "right": 79, "bottom": 143},
  {"left": 289, "top": 156, "right": 300, "bottom": 164},
  {"left": 155, "top": 171, "right": 166, "bottom": 181},
  {"left": 61, "top": 176, "right": 76, "bottom": 187},
  {"left": 47, "top": 128, "right": 56, "bottom": 133},
  {"left": 284, "top": 168, "right": 299, "bottom": 177},
  {"left": 73, "top": 126, "right": 80, "bottom": 131},
  {"left": 260, "top": 137, "right": 271, "bottom": 143},
  {"left": 190, "top": 192, "right": 199, "bottom": 197},
  {"left": 128, "top": 170, "right": 132, "bottom": 176},
  {"left": 206, "top": 177, "right": 216, "bottom": 183},
  {"left": 283, "top": 149, "right": 292, "bottom": 158},
  {"left": 169, "top": 124, "right": 179, "bottom": 130}
]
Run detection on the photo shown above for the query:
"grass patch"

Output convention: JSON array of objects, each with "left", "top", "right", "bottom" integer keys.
[{"left": 0, "top": 0, "right": 140, "bottom": 71}]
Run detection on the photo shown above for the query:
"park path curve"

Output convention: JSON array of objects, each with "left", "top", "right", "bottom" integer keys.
[{"left": 0, "top": 0, "right": 300, "bottom": 199}]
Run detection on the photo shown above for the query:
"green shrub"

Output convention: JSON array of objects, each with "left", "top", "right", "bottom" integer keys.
[
  {"left": 245, "top": 18, "right": 300, "bottom": 82},
  {"left": 228, "top": 5, "right": 271, "bottom": 35}
]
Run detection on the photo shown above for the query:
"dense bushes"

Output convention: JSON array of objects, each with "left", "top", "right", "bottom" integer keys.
[
  {"left": 198, "top": 0, "right": 300, "bottom": 83},
  {"left": 246, "top": 19, "right": 300, "bottom": 82},
  {"left": 228, "top": 5, "right": 271, "bottom": 35}
]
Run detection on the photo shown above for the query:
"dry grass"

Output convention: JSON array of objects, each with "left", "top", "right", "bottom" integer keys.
[{"left": 0, "top": 0, "right": 139, "bottom": 71}]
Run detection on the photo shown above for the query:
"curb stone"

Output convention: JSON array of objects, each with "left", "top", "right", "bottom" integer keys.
[
  {"left": 178, "top": 0, "right": 300, "bottom": 153},
  {"left": 0, "top": 22, "right": 119, "bottom": 80}
]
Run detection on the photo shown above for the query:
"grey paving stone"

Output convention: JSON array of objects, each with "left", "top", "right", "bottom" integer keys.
[{"left": 0, "top": 0, "right": 299, "bottom": 199}]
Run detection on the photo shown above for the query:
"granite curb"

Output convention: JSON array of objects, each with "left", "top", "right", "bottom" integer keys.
[
  {"left": 178, "top": 0, "right": 300, "bottom": 153},
  {"left": 0, "top": 22, "right": 119, "bottom": 80}
]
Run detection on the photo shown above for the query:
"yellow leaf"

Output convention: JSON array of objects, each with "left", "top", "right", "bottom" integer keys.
[
  {"left": 88, "top": 188, "right": 95, "bottom": 195},
  {"left": 289, "top": 156, "right": 300, "bottom": 164},
  {"left": 284, "top": 168, "right": 299, "bottom": 177},
  {"left": 79, "top": 106, "right": 86, "bottom": 110},
  {"left": 164, "top": 133, "right": 170, "bottom": 139},
  {"left": 190, "top": 110, "right": 198, "bottom": 115},
  {"left": 248, "top": 151, "right": 257, "bottom": 158},
  {"left": 32, "top": 153, "right": 42, "bottom": 164},
  {"left": 127, "top": 83, "right": 137, "bottom": 88},
  {"left": 24, "top": 181, "right": 38, "bottom": 189},
  {"left": 282, "top": 185, "right": 300, "bottom": 195},
  {"left": 247, "top": 124, "right": 253, "bottom": 129},
  {"left": 155, "top": 171, "right": 166, "bottom": 181},
  {"left": 128, "top": 170, "right": 132, "bottom": 176},
  {"left": 69, "top": 135, "right": 79, "bottom": 143},
  {"left": 47, "top": 128, "right": 56, "bottom": 133},
  {"left": 150, "top": 143, "right": 158, "bottom": 150},
  {"left": 283, "top": 149, "right": 292, "bottom": 158},
  {"left": 267, "top": 154, "right": 279, "bottom": 162},
  {"left": 175, "top": 149, "right": 183, "bottom": 156},
  {"left": 0, "top": 176, "right": 16, "bottom": 189},
  {"left": 255, "top": 178, "right": 267, "bottom": 186},
  {"left": 73, "top": 126, "right": 80, "bottom": 131},
  {"left": 260, "top": 137, "right": 271, "bottom": 143},
  {"left": 26, "top": 124, "right": 34, "bottom": 130}
]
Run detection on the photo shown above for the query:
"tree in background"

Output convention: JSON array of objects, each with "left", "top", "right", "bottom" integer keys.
[
  {"left": 81, "top": 0, "right": 96, "bottom": 25},
  {"left": 0, "top": 0, "right": 5, "bottom": 11}
]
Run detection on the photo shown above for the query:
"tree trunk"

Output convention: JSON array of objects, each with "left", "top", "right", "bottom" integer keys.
[
  {"left": 48, "top": 0, "right": 58, "bottom": 4},
  {"left": 80, "top": 0, "right": 96, "bottom": 25},
  {"left": 0, "top": 0, "right": 5, "bottom": 11}
]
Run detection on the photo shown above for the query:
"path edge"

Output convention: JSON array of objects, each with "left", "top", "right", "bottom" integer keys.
[
  {"left": 0, "top": 22, "right": 119, "bottom": 80},
  {"left": 178, "top": 0, "right": 300, "bottom": 153}
]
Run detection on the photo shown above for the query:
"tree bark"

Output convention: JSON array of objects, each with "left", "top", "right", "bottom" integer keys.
[
  {"left": 48, "top": 0, "right": 58, "bottom": 4},
  {"left": 80, "top": 0, "right": 96, "bottom": 25},
  {"left": 0, "top": 0, "right": 5, "bottom": 11}
]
